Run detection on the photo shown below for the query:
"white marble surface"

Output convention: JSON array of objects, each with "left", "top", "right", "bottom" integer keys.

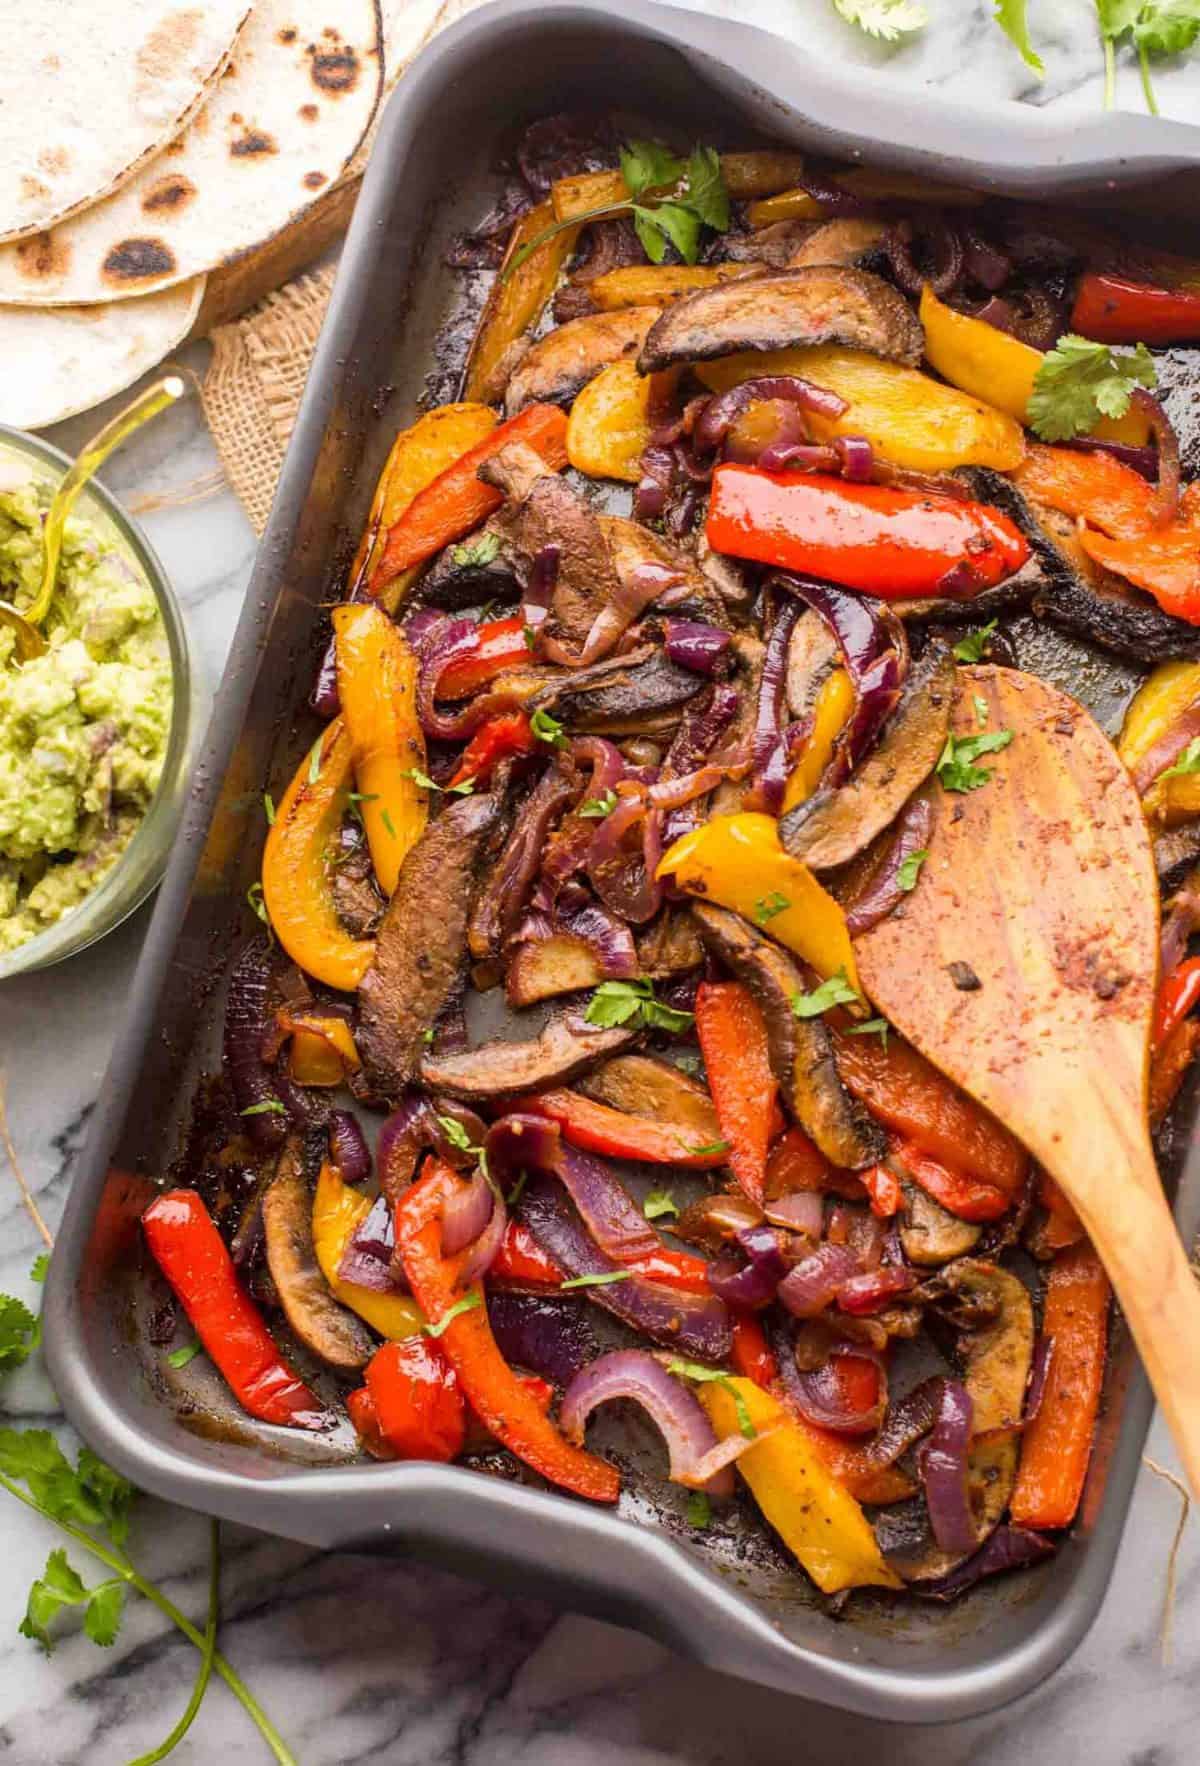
[{"left": 3, "top": 1, "right": 1200, "bottom": 1759}]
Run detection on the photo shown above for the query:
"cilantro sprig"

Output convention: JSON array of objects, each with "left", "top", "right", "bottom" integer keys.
[
  {"left": 1096, "top": 1, "right": 1200, "bottom": 113},
  {"left": 584, "top": 978, "right": 694, "bottom": 1034},
  {"left": 790, "top": 968, "right": 863, "bottom": 1019},
  {"left": 994, "top": 0, "right": 1046, "bottom": 72},
  {"left": 953, "top": 621, "right": 997, "bottom": 664},
  {"left": 1028, "top": 334, "right": 1157, "bottom": 443},
  {"left": 832, "top": 0, "right": 929, "bottom": 39},
  {"left": 936, "top": 727, "right": 1014, "bottom": 793},
  {"left": 506, "top": 140, "right": 731, "bottom": 278},
  {"left": 1160, "top": 736, "right": 1200, "bottom": 780}
]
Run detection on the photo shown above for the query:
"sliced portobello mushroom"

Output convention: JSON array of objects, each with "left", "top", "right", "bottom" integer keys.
[
  {"left": 883, "top": 1259, "right": 1034, "bottom": 1583},
  {"left": 262, "top": 1137, "right": 375, "bottom": 1372},
  {"left": 529, "top": 643, "right": 702, "bottom": 736},
  {"left": 695, "top": 528, "right": 756, "bottom": 615},
  {"left": 470, "top": 762, "right": 579, "bottom": 962},
  {"left": 358, "top": 791, "right": 504, "bottom": 1100},
  {"left": 421, "top": 1013, "right": 636, "bottom": 1099},
  {"left": 483, "top": 444, "right": 621, "bottom": 648},
  {"left": 637, "top": 266, "right": 924, "bottom": 374},
  {"left": 897, "top": 1172, "right": 982, "bottom": 1267},
  {"left": 579, "top": 1053, "right": 722, "bottom": 1141},
  {"left": 786, "top": 607, "right": 842, "bottom": 723},
  {"left": 503, "top": 306, "right": 661, "bottom": 417},
  {"left": 600, "top": 516, "right": 730, "bottom": 630},
  {"left": 332, "top": 852, "right": 385, "bottom": 940},
  {"left": 505, "top": 932, "right": 606, "bottom": 1006},
  {"left": 780, "top": 639, "right": 955, "bottom": 871},
  {"left": 709, "top": 632, "right": 764, "bottom": 817},
  {"left": 721, "top": 220, "right": 821, "bottom": 268},
  {"left": 786, "top": 218, "right": 890, "bottom": 270},
  {"left": 419, "top": 525, "right": 519, "bottom": 610},
  {"left": 635, "top": 905, "right": 705, "bottom": 978},
  {"left": 691, "top": 901, "right": 885, "bottom": 1168},
  {"left": 1156, "top": 820, "right": 1200, "bottom": 892}
]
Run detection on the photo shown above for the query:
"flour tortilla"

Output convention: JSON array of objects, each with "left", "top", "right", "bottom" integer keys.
[
  {"left": 0, "top": 1, "right": 252, "bottom": 244},
  {"left": 0, "top": 0, "right": 382, "bottom": 305},
  {"left": 0, "top": 280, "right": 203, "bottom": 429}
]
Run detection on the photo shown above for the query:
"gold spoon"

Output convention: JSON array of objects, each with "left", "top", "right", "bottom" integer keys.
[{"left": 0, "top": 373, "right": 187, "bottom": 663}]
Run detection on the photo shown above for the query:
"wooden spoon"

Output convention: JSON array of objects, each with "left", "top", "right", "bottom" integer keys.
[{"left": 855, "top": 664, "right": 1200, "bottom": 1497}]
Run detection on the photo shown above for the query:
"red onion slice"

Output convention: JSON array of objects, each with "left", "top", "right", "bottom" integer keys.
[
  {"left": 442, "top": 1170, "right": 495, "bottom": 1257},
  {"left": 665, "top": 620, "right": 732, "bottom": 676},
  {"left": 1132, "top": 388, "right": 1181, "bottom": 527},
  {"left": 777, "top": 1244, "right": 862, "bottom": 1318},
  {"left": 337, "top": 1193, "right": 408, "bottom": 1295},
  {"left": 225, "top": 943, "right": 288, "bottom": 1150},
  {"left": 918, "top": 1524, "right": 1054, "bottom": 1600},
  {"left": 328, "top": 1111, "right": 371, "bottom": 1186},
  {"left": 772, "top": 573, "right": 909, "bottom": 781},
  {"left": 789, "top": 1344, "right": 887, "bottom": 1436},
  {"left": 693, "top": 375, "right": 848, "bottom": 456},
  {"left": 707, "top": 1223, "right": 789, "bottom": 1309},
  {"left": 844, "top": 792, "right": 936, "bottom": 936},
  {"left": 486, "top": 1113, "right": 662, "bottom": 1264},
  {"left": 560, "top": 1350, "right": 745, "bottom": 1495},
  {"left": 836, "top": 1265, "right": 914, "bottom": 1315},
  {"left": 763, "top": 1190, "right": 824, "bottom": 1237},
  {"left": 919, "top": 1378, "right": 976, "bottom": 1554}
]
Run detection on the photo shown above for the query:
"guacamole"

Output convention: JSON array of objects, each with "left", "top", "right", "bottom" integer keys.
[{"left": 0, "top": 453, "right": 172, "bottom": 955}]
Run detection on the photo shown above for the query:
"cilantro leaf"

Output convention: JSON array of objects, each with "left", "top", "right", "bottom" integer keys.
[
  {"left": 450, "top": 532, "right": 502, "bottom": 569},
  {"left": 0, "top": 1430, "right": 105, "bottom": 1526},
  {"left": 846, "top": 1017, "right": 890, "bottom": 1048},
  {"left": 953, "top": 621, "right": 997, "bottom": 663},
  {"left": 423, "top": 1291, "right": 482, "bottom": 1338},
  {"left": 897, "top": 848, "right": 929, "bottom": 892},
  {"left": 263, "top": 792, "right": 276, "bottom": 826},
  {"left": 307, "top": 738, "right": 323, "bottom": 785},
  {"left": 19, "top": 1548, "right": 89, "bottom": 1652},
  {"left": 584, "top": 978, "right": 694, "bottom": 1034},
  {"left": 560, "top": 1271, "right": 633, "bottom": 1291},
  {"left": 83, "top": 1581, "right": 125, "bottom": 1648},
  {"left": 1028, "top": 335, "right": 1156, "bottom": 442},
  {"left": 167, "top": 1340, "right": 202, "bottom": 1370},
  {"left": 241, "top": 1099, "right": 286, "bottom": 1118},
  {"left": 435, "top": 1114, "right": 478, "bottom": 1154},
  {"left": 619, "top": 139, "right": 685, "bottom": 199},
  {"left": 401, "top": 766, "right": 474, "bottom": 796},
  {"left": 832, "top": 0, "right": 929, "bottom": 38},
  {"left": 686, "top": 1490, "right": 712, "bottom": 1528},
  {"left": 1135, "top": 1, "right": 1200, "bottom": 58},
  {"left": 688, "top": 1140, "right": 730, "bottom": 1158},
  {"left": 75, "top": 1452, "right": 135, "bottom": 1547},
  {"left": 936, "top": 728, "right": 1014, "bottom": 793},
  {"left": 0, "top": 1295, "right": 39, "bottom": 1371},
  {"left": 577, "top": 789, "right": 618, "bottom": 819},
  {"left": 667, "top": 1360, "right": 757, "bottom": 1439},
  {"left": 643, "top": 1189, "right": 679, "bottom": 1221},
  {"left": 30, "top": 1254, "right": 48, "bottom": 1285},
  {"left": 791, "top": 968, "right": 862, "bottom": 1019},
  {"left": 530, "top": 707, "right": 566, "bottom": 747},
  {"left": 682, "top": 146, "right": 731, "bottom": 233},
  {"left": 753, "top": 891, "right": 790, "bottom": 926},
  {"left": 993, "top": 0, "right": 1046, "bottom": 71},
  {"left": 1160, "top": 736, "right": 1200, "bottom": 780},
  {"left": 245, "top": 881, "right": 269, "bottom": 927}
]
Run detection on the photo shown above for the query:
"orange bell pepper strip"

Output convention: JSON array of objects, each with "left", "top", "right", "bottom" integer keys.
[
  {"left": 1079, "top": 524, "right": 1200, "bottom": 625},
  {"left": 143, "top": 1190, "right": 325, "bottom": 1429},
  {"left": 1150, "top": 1015, "right": 1200, "bottom": 1127},
  {"left": 834, "top": 1030, "right": 1027, "bottom": 1196},
  {"left": 262, "top": 719, "right": 374, "bottom": 991},
  {"left": 1155, "top": 956, "right": 1200, "bottom": 1050},
  {"left": 281, "top": 1012, "right": 361, "bottom": 1087},
  {"left": 894, "top": 1138, "right": 1010, "bottom": 1223},
  {"left": 448, "top": 710, "right": 536, "bottom": 788},
  {"left": 1011, "top": 1243, "right": 1110, "bottom": 1529},
  {"left": 706, "top": 465, "right": 1029, "bottom": 599},
  {"left": 695, "top": 981, "right": 777, "bottom": 1206},
  {"left": 1011, "top": 442, "right": 1155, "bottom": 541},
  {"left": 1036, "top": 1170, "right": 1084, "bottom": 1254},
  {"left": 394, "top": 1160, "right": 620, "bottom": 1503},
  {"left": 858, "top": 1162, "right": 903, "bottom": 1218},
  {"left": 364, "top": 1336, "right": 466, "bottom": 1463},
  {"left": 765, "top": 1125, "right": 865, "bottom": 1202},
  {"left": 346, "top": 1386, "right": 397, "bottom": 1459},
  {"left": 333, "top": 603, "right": 428, "bottom": 896},
  {"left": 515, "top": 1089, "right": 731, "bottom": 1169},
  {"left": 371, "top": 402, "right": 569, "bottom": 593},
  {"left": 1071, "top": 271, "right": 1200, "bottom": 345},
  {"left": 464, "top": 200, "right": 581, "bottom": 403},
  {"left": 435, "top": 616, "right": 531, "bottom": 700}
]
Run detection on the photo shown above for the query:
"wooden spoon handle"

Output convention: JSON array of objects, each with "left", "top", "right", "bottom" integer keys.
[{"left": 1072, "top": 1165, "right": 1200, "bottom": 1499}]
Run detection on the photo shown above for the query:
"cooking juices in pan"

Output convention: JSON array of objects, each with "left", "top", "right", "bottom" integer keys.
[{"left": 144, "top": 114, "right": 1200, "bottom": 1607}]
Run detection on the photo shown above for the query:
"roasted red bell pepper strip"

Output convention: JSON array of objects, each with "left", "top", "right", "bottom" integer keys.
[
  {"left": 705, "top": 465, "right": 1029, "bottom": 599},
  {"left": 1036, "top": 1171, "right": 1084, "bottom": 1254},
  {"left": 371, "top": 403, "right": 569, "bottom": 592},
  {"left": 394, "top": 1160, "right": 620, "bottom": 1503},
  {"left": 1154, "top": 955, "right": 1200, "bottom": 1050},
  {"left": 364, "top": 1336, "right": 466, "bottom": 1463},
  {"left": 764, "top": 1125, "right": 866, "bottom": 1202},
  {"left": 436, "top": 616, "right": 531, "bottom": 701},
  {"left": 731, "top": 1312, "right": 779, "bottom": 1389},
  {"left": 491, "top": 1218, "right": 565, "bottom": 1287},
  {"left": 1011, "top": 1243, "right": 1110, "bottom": 1529},
  {"left": 858, "top": 1162, "right": 903, "bottom": 1218},
  {"left": 1150, "top": 1015, "right": 1200, "bottom": 1127},
  {"left": 516, "top": 1089, "right": 730, "bottom": 1168},
  {"left": 346, "top": 1387, "right": 396, "bottom": 1460},
  {"left": 142, "top": 1190, "right": 325, "bottom": 1429},
  {"left": 1071, "top": 271, "right": 1200, "bottom": 345},
  {"left": 894, "top": 1138, "right": 1010, "bottom": 1223},
  {"left": 449, "top": 710, "right": 536, "bottom": 787},
  {"left": 695, "top": 980, "right": 777, "bottom": 1206}
]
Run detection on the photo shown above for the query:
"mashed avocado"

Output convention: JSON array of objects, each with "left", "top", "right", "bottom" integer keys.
[{"left": 0, "top": 453, "right": 172, "bottom": 955}]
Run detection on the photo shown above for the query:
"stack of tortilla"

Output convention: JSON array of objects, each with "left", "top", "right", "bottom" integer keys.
[{"left": 0, "top": 0, "right": 389, "bottom": 430}]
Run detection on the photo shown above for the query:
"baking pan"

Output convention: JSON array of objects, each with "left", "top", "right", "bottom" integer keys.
[{"left": 44, "top": 0, "right": 1200, "bottom": 1721}]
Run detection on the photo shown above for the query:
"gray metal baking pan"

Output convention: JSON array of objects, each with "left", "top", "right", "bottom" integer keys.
[{"left": 43, "top": 0, "right": 1200, "bottom": 1722}]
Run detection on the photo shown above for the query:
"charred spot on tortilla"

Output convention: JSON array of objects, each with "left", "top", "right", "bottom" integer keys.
[
  {"left": 303, "top": 171, "right": 327, "bottom": 190},
  {"left": 37, "top": 146, "right": 71, "bottom": 176},
  {"left": 299, "top": 103, "right": 318, "bottom": 121},
  {"left": 101, "top": 237, "right": 176, "bottom": 284},
  {"left": 142, "top": 173, "right": 197, "bottom": 213},
  {"left": 135, "top": 9, "right": 203, "bottom": 96},
  {"left": 308, "top": 44, "right": 358, "bottom": 93},
  {"left": 231, "top": 129, "right": 278, "bottom": 157},
  {"left": 278, "top": 25, "right": 298, "bottom": 43},
  {"left": 15, "top": 230, "right": 69, "bottom": 281}
]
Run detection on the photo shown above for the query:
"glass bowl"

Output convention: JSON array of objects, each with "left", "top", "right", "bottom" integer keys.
[{"left": 0, "top": 423, "right": 195, "bottom": 979}]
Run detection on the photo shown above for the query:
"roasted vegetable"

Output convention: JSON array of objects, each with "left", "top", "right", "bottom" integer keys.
[
  {"left": 464, "top": 199, "right": 581, "bottom": 403},
  {"left": 422, "top": 1014, "right": 635, "bottom": 1099},
  {"left": 504, "top": 306, "right": 660, "bottom": 416},
  {"left": 333, "top": 604, "right": 427, "bottom": 896},
  {"left": 263, "top": 1138, "right": 375, "bottom": 1372},
  {"left": 566, "top": 356, "right": 656, "bottom": 482}
]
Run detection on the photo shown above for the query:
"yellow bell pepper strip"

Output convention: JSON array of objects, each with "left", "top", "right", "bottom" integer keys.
[
  {"left": 333, "top": 603, "right": 428, "bottom": 897},
  {"left": 658, "top": 812, "right": 861, "bottom": 992},
  {"left": 697, "top": 346, "right": 1025, "bottom": 474},
  {"left": 698, "top": 1378, "right": 902, "bottom": 1593},
  {"left": 918, "top": 285, "right": 1149, "bottom": 444},
  {"left": 395, "top": 1158, "right": 621, "bottom": 1503},
  {"left": 278, "top": 1011, "right": 361, "bottom": 1087},
  {"left": 782, "top": 668, "right": 853, "bottom": 813},
  {"left": 566, "top": 356, "right": 654, "bottom": 483},
  {"left": 312, "top": 1161, "right": 424, "bottom": 1341},
  {"left": 1118, "top": 660, "right": 1200, "bottom": 822},
  {"left": 261, "top": 719, "right": 374, "bottom": 991},
  {"left": 464, "top": 199, "right": 580, "bottom": 403},
  {"left": 588, "top": 263, "right": 759, "bottom": 310},
  {"left": 746, "top": 168, "right": 982, "bottom": 229},
  {"left": 551, "top": 153, "right": 806, "bottom": 225},
  {"left": 350, "top": 403, "right": 498, "bottom": 613}
]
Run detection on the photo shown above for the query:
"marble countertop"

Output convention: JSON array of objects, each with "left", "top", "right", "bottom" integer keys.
[{"left": 4, "top": 1, "right": 1200, "bottom": 1759}]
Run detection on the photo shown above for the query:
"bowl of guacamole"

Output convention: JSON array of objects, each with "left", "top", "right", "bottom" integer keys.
[{"left": 0, "top": 425, "right": 193, "bottom": 976}]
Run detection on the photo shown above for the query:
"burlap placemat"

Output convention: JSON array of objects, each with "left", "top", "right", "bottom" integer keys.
[{"left": 200, "top": 0, "right": 479, "bottom": 532}]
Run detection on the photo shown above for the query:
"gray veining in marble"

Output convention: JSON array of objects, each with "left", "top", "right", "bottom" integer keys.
[{"left": 2, "top": 1, "right": 1200, "bottom": 1759}]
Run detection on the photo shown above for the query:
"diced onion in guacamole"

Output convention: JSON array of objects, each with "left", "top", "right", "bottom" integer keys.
[{"left": 0, "top": 456, "right": 172, "bottom": 955}]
